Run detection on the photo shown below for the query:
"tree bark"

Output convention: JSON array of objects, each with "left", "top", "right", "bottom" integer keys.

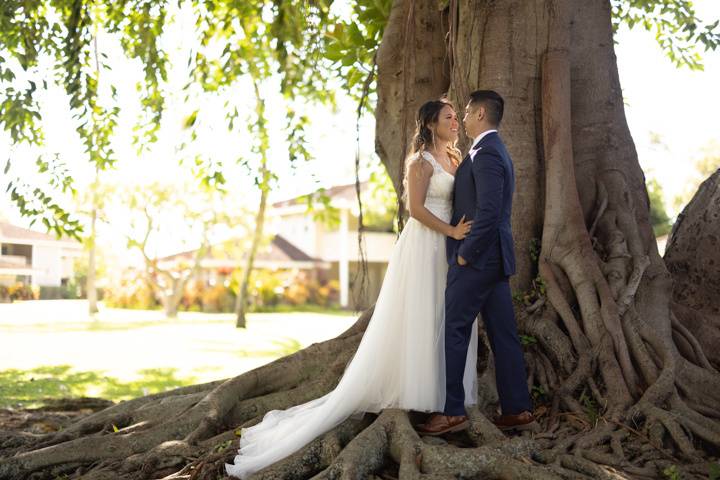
[
  {"left": 375, "top": 0, "right": 451, "bottom": 228},
  {"left": 665, "top": 169, "right": 720, "bottom": 368},
  {"left": 235, "top": 81, "right": 272, "bottom": 329},
  {"left": 234, "top": 184, "right": 268, "bottom": 329}
]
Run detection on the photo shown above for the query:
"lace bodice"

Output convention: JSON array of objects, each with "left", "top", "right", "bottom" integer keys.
[{"left": 418, "top": 151, "right": 454, "bottom": 221}]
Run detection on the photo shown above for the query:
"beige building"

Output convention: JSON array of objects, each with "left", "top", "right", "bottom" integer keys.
[
  {"left": 158, "top": 183, "right": 397, "bottom": 309},
  {"left": 269, "top": 183, "right": 396, "bottom": 309},
  {"left": 0, "top": 222, "right": 82, "bottom": 287}
]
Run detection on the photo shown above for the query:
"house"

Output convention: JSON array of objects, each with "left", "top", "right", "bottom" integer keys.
[
  {"left": 0, "top": 221, "right": 83, "bottom": 287},
  {"left": 158, "top": 183, "right": 397, "bottom": 309},
  {"left": 269, "top": 183, "right": 396, "bottom": 309},
  {"left": 156, "top": 234, "right": 330, "bottom": 284}
]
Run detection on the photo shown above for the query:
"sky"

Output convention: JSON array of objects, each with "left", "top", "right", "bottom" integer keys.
[
  {"left": 1, "top": 1, "right": 719, "bottom": 259},
  {"left": 614, "top": 0, "right": 720, "bottom": 210}
]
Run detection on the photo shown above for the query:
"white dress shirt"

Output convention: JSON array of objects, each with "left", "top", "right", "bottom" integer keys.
[{"left": 469, "top": 129, "right": 497, "bottom": 161}]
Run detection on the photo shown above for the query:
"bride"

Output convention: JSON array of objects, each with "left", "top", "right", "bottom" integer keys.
[{"left": 226, "top": 98, "right": 479, "bottom": 478}]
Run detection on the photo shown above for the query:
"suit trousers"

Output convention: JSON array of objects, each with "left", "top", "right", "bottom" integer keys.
[{"left": 443, "top": 254, "right": 532, "bottom": 416}]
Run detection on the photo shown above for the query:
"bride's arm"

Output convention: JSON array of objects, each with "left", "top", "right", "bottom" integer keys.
[{"left": 406, "top": 159, "right": 471, "bottom": 240}]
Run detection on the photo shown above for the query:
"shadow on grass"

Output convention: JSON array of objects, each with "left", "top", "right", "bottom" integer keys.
[
  {"left": 199, "top": 338, "right": 303, "bottom": 357},
  {"left": 0, "top": 320, "right": 183, "bottom": 333},
  {"left": 238, "top": 338, "right": 303, "bottom": 357},
  {"left": 0, "top": 365, "right": 198, "bottom": 409}
]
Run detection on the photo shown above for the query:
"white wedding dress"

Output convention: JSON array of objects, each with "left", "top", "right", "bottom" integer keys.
[{"left": 226, "top": 152, "right": 478, "bottom": 478}]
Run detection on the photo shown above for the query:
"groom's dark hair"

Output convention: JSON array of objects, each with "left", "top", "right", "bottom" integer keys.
[{"left": 468, "top": 90, "right": 504, "bottom": 126}]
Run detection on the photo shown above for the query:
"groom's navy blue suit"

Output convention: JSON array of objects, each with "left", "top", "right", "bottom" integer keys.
[{"left": 444, "top": 130, "right": 532, "bottom": 416}]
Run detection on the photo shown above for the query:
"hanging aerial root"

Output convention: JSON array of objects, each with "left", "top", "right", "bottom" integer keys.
[{"left": 671, "top": 313, "right": 716, "bottom": 372}]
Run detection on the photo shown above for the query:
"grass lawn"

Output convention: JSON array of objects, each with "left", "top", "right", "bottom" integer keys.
[{"left": 0, "top": 300, "right": 357, "bottom": 409}]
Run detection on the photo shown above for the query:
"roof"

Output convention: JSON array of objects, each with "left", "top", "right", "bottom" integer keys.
[
  {"left": 271, "top": 182, "right": 368, "bottom": 209},
  {"left": 0, "top": 222, "right": 79, "bottom": 245},
  {"left": 158, "top": 234, "right": 316, "bottom": 264},
  {"left": 264, "top": 235, "right": 315, "bottom": 262}
]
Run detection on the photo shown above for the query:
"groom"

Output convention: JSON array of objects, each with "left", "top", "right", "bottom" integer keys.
[{"left": 419, "top": 90, "right": 537, "bottom": 435}]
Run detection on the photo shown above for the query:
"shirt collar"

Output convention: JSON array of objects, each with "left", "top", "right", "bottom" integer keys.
[{"left": 471, "top": 129, "right": 498, "bottom": 151}]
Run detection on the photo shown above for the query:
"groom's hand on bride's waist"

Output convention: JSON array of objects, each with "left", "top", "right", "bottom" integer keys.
[{"left": 457, "top": 255, "right": 468, "bottom": 266}]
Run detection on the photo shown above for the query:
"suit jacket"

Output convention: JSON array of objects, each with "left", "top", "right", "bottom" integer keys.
[{"left": 446, "top": 131, "right": 516, "bottom": 276}]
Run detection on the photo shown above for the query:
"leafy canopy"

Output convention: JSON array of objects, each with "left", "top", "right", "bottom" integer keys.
[{"left": 1, "top": 0, "right": 717, "bottom": 237}]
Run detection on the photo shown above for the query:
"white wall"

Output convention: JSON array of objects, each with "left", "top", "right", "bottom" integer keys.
[
  {"left": 60, "top": 246, "right": 82, "bottom": 279},
  {"left": 272, "top": 212, "right": 317, "bottom": 257},
  {"left": 31, "top": 245, "right": 63, "bottom": 286},
  {"left": 317, "top": 231, "right": 396, "bottom": 263}
]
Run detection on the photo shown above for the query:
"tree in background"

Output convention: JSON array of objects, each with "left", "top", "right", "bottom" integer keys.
[
  {"left": 0, "top": 1, "right": 336, "bottom": 326},
  {"left": 647, "top": 178, "right": 673, "bottom": 237},
  {"left": 673, "top": 140, "right": 720, "bottom": 211},
  {"left": 73, "top": 173, "right": 114, "bottom": 311},
  {"left": 363, "top": 161, "right": 399, "bottom": 232},
  {"left": 120, "top": 181, "right": 242, "bottom": 318},
  {"left": 170, "top": 1, "right": 341, "bottom": 327}
]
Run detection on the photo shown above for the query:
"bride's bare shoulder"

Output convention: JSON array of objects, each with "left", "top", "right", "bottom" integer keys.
[{"left": 407, "top": 152, "right": 434, "bottom": 174}]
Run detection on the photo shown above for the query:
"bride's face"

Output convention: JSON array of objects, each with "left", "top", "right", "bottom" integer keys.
[{"left": 432, "top": 105, "right": 459, "bottom": 143}]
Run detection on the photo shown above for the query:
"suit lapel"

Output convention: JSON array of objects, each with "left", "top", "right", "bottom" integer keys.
[
  {"left": 473, "top": 131, "right": 498, "bottom": 154},
  {"left": 457, "top": 154, "right": 471, "bottom": 176}
]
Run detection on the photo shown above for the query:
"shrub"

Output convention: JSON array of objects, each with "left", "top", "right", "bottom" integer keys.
[
  {"left": 309, "top": 279, "right": 340, "bottom": 307},
  {"left": 0, "top": 285, "right": 9, "bottom": 303},
  {"left": 39, "top": 285, "right": 80, "bottom": 300},
  {"left": 201, "top": 284, "right": 235, "bottom": 313},
  {"left": 103, "top": 273, "right": 159, "bottom": 310},
  {"left": 247, "top": 270, "right": 283, "bottom": 307},
  {"left": 182, "top": 280, "right": 205, "bottom": 312},
  {"left": 7, "top": 283, "right": 37, "bottom": 301},
  {"left": 283, "top": 282, "right": 310, "bottom": 305}
]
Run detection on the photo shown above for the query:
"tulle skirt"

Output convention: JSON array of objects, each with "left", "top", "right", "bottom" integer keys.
[{"left": 226, "top": 215, "right": 478, "bottom": 478}]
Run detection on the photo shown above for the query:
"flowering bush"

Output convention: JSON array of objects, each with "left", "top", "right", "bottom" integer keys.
[
  {"left": 283, "top": 282, "right": 310, "bottom": 305},
  {"left": 200, "top": 284, "right": 235, "bottom": 313},
  {"left": 103, "top": 268, "right": 341, "bottom": 313},
  {"left": 103, "top": 272, "right": 159, "bottom": 310},
  {"left": 2, "top": 283, "right": 39, "bottom": 302},
  {"left": 241, "top": 269, "right": 283, "bottom": 307},
  {"left": 310, "top": 279, "right": 340, "bottom": 306},
  {"left": 181, "top": 280, "right": 205, "bottom": 312}
]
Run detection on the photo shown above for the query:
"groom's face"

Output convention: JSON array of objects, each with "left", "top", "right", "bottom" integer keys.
[{"left": 463, "top": 102, "right": 482, "bottom": 138}]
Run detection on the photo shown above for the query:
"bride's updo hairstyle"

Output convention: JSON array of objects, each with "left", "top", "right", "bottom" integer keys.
[{"left": 402, "top": 97, "right": 461, "bottom": 206}]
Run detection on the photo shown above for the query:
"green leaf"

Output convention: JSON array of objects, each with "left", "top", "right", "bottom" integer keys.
[{"left": 183, "top": 110, "right": 198, "bottom": 129}]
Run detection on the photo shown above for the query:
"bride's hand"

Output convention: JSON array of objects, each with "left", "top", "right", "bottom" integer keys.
[{"left": 450, "top": 215, "right": 473, "bottom": 240}]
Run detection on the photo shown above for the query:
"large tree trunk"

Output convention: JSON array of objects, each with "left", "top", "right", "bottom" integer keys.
[
  {"left": 665, "top": 170, "right": 720, "bottom": 369},
  {"left": 2, "top": 1, "right": 719, "bottom": 479}
]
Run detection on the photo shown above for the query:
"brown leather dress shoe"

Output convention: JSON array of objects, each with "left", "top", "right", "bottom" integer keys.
[
  {"left": 493, "top": 411, "right": 540, "bottom": 432},
  {"left": 416, "top": 414, "right": 469, "bottom": 436}
]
